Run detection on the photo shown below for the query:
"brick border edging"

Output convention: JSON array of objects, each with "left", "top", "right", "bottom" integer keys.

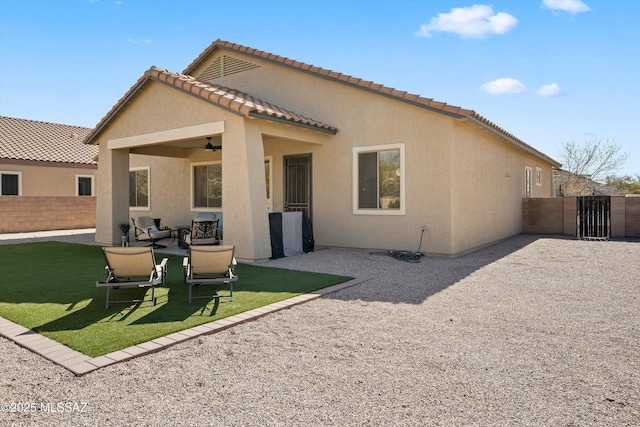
[{"left": 0, "top": 278, "right": 367, "bottom": 376}]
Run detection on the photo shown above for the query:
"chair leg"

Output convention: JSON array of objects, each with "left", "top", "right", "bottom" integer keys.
[{"left": 105, "top": 287, "right": 110, "bottom": 309}]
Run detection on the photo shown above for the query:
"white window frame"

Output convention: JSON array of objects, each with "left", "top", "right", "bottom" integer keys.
[
  {"left": 0, "top": 170, "right": 22, "bottom": 196},
  {"left": 535, "top": 167, "right": 542, "bottom": 186},
  {"left": 75, "top": 174, "right": 94, "bottom": 196},
  {"left": 191, "top": 161, "right": 222, "bottom": 212},
  {"left": 129, "top": 166, "right": 150, "bottom": 211},
  {"left": 353, "top": 143, "right": 405, "bottom": 215},
  {"left": 525, "top": 166, "right": 532, "bottom": 198}
]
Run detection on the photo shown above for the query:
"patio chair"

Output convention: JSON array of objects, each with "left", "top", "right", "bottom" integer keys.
[
  {"left": 185, "top": 217, "right": 219, "bottom": 247},
  {"left": 132, "top": 216, "right": 171, "bottom": 248},
  {"left": 183, "top": 245, "right": 237, "bottom": 303},
  {"left": 96, "top": 246, "right": 169, "bottom": 308}
]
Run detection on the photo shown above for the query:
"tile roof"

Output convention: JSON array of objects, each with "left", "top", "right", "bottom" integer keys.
[
  {"left": 185, "top": 40, "right": 560, "bottom": 167},
  {"left": 0, "top": 116, "right": 98, "bottom": 165},
  {"left": 149, "top": 66, "right": 337, "bottom": 133},
  {"left": 185, "top": 40, "right": 475, "bottom": 118},
  {"left": 84, "top": 67, "right": 337, "bottom": 145}
]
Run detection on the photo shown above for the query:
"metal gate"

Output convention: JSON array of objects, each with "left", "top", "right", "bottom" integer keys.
[
  {"left": 284, "top": 154, "right": 311, "bottom": 219},
  {"left": 577, "top": 196, "right": 610, "bottom": 240}
]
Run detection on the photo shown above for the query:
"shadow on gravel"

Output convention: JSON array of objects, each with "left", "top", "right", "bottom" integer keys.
[{"left": 322, "top": 234, "right": 550, "bottom": 304}]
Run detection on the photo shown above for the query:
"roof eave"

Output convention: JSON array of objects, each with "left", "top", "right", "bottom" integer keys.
[
  {"left": 467, "top": 116, "right": 562, "bottom": 168},
  {"left": 248, "top": 111, "right": 337, "bottom": 135}
]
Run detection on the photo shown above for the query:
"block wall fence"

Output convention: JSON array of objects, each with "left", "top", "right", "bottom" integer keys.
[
  {"left": 523, "top": 196, "right": 640, "bottom": 238},
  {"left": 0, "top": 195, "right": 637, "bottom": 238},
  {"left": 0, "top": 196, "right": 96, "bottom": 233}
]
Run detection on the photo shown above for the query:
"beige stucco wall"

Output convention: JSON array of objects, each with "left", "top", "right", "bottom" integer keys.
[
  {"left": 448, "top": 121, "right": 556, "bottom": 253},
  {"left": 94, "top": 81, "right": 234, "bottom": 245},
  {"left": 187, "top": 50, "right": 556, "bottom": 255},
  {"left": 93, "top": 47, "right": 557, "bottom": 257},
  {"left": 0, "top": 161, "right": 97, "bottom": 196}
]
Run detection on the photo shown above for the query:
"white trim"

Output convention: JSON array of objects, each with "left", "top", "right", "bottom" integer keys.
[
  {"left": 353, "top": 143, "right": 405, "bottom": 215},
  {"left": 108, "top": 121, "right": 225, "bottom": 150},
  {"left": 129, "top": 166, "right": 150, "bottom": 210},
  {"left": 535, "top": 166, "right": 542, "bottom": 186},
  {"left": 0, "top": 170, "right": 22, "bottom": 196},
  {"left": 525, "top": 166, "right": 532, "bottom": 198},
  {"left": 75, "top": 174, "right": 94, "bottom": 196}
]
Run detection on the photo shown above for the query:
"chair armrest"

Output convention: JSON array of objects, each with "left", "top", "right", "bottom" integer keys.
[
  {"left": 229, "top": 257, "right": 238, "bottom": 277},
  {"left": 156, "top": 257, "right": 169, "bottom": 285}
]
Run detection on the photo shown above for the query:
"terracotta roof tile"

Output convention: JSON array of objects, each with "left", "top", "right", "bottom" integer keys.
[
  {"left": 84, "top": 67, "right": 337, "bottom": 144},
  {"left": 87, "top": 39, "right": 558, "bottom": 166},
  {"left": 0, "top": 116, "right": 97, "bottom": 164},
  {"left": 179, "top": 40, "right": 566, "bottom": 165},
  {"left": 184, "top": 39, "right": 476, "bottom": 117}
]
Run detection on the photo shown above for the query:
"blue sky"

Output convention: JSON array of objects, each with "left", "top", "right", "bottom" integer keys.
[{"left": 1, "top": 0, "right": 638, "bottom": 176}]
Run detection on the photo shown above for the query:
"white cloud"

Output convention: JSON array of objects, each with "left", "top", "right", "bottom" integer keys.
[
  {"left": 480, "top": 78, "right": 526, "bottom": 95},
  {"left": 127, "top": 38, "right": 151, "bottom": 44},
  {"left": 537, "top": 83, "right": 562, "bottom": 97},
  {"left": 542, "top": 0, "right": 591, "bottom": 14},
  {"left": 415, "top": 5, "right": 518, "bottom": 39}
]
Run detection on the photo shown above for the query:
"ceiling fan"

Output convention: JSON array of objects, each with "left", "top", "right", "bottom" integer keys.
[{"left": 203, "top": 136, "right": 222, "bottom": 152}]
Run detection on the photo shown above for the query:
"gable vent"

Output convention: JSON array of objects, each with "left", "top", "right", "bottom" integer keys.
[{"left": 199, "top": 55, "right": 260, "bottom": 81}]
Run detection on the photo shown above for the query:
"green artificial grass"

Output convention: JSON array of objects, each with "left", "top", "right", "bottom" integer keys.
[{"left": 0, "top": 242, "right": 352, "bottom": 357}]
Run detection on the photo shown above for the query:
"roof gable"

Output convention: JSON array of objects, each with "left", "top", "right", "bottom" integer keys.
[
  {"left": 0, "top": 116, "right": 97, "bottom": 165},
  {"left": 84, "top": 66, "right": 336, "bottom": 145},
  {"left": 184, "top": 40, "right": 560, "bottom": 167}
]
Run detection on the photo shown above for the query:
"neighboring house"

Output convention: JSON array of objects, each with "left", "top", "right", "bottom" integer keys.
[
  {"left": 85, "top": 40, "right": 560, "bottom": 262},
  {"left": 554, "top": 168, "right": 623, "bottom": 197},
  {"left": 0, "top": 116, "right": 98, "bottom": 232}
]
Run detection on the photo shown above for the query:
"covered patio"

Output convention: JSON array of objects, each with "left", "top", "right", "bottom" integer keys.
[{"left": 85, "top": 67, "right": 336, "bottom": 262}]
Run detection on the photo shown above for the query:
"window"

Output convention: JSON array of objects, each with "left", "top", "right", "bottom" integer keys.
[
  {"left": 192, "top": 159, "right": 273, "bottom": 211},
  {"left": 129, "top": 167, "right": 149, "bottom": 209},
  {"left": 535, "top": 167, "right": 542, "bottom": 186},
  {"left": 525, "top": 167, "right": 532, "bottom": 198},
  {"left": 193, "top": 163, "right": 222, "bottom": 209},
  {"left": 1, "top": 171, "right": 21, "bottom": 196},
  {"left": 76, "top": 174, "right": 94, "bottom": 196},
  {"left": 353, "top": 144, "right": 405, "bottom": 215}
]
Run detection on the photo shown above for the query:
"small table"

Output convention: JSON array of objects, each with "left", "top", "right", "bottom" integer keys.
[{"left": 171, "top": 226, "right": 191, "bottom": 249}]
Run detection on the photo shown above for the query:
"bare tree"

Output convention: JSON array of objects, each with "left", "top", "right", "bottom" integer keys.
[{"left": 558, "top": 138, "right": 630, "bottom": 196}]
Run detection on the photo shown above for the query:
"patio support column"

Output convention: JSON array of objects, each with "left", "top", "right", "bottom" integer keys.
[
  {"left": 95, "top": 143, "right": 130, "bottom": 246},
  {"left": 222, "top": 118, "right": 271, "bottom": 262}
]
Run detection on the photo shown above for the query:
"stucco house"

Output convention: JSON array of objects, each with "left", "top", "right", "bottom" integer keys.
[
  {"left": 85, "top": 40, "right": 560, "bottom": 262},
  {"left": 0, "top": 116, "right": 98, "bottom": 232}
]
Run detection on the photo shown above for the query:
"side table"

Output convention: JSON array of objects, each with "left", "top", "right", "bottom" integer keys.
[{"left": 172, "top": 226, "right": 191, "bottom": 249}]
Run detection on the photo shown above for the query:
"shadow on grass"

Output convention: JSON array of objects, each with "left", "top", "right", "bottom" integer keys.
[{"left": 0, "top": 241, "right": 352, "bottom": 356}]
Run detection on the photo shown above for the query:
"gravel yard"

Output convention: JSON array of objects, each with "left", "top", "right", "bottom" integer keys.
[{"left": 1, "top": 234, "right": 639, "bottom": 426}]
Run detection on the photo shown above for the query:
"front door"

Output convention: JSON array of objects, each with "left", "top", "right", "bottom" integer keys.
[{"left": 284, "top": 154, "right": 311, "bottom": 219}]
